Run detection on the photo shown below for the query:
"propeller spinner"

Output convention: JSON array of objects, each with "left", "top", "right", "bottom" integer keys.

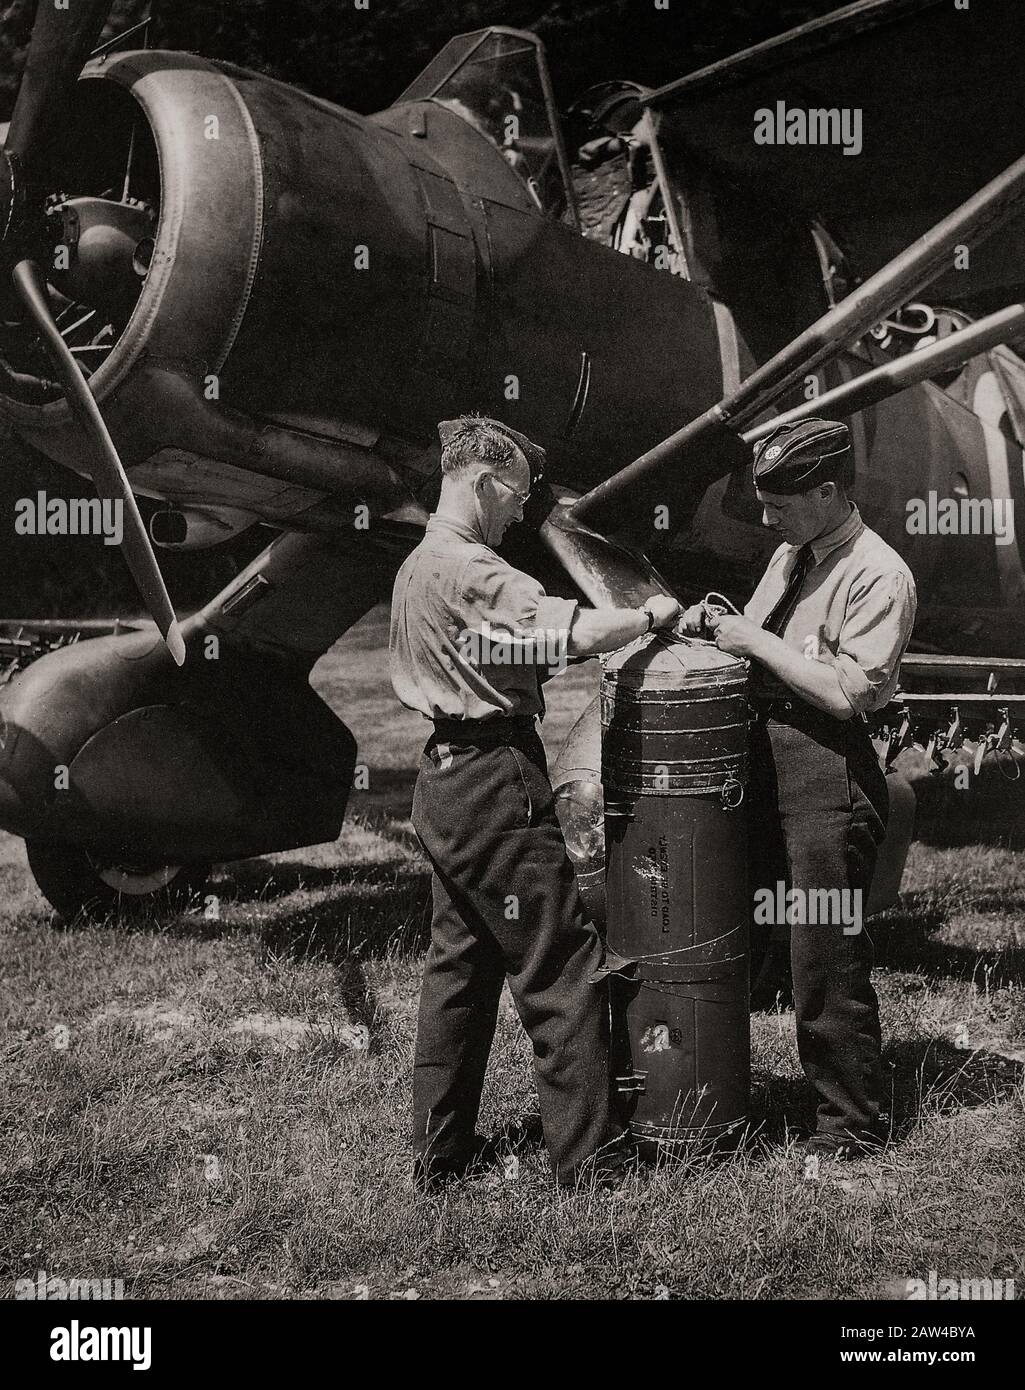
[{"left": 0, "top": 0, "right": 185, "bottom": 666}]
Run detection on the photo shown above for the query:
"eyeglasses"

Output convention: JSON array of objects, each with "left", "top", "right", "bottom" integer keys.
[{"left": 489, "top": 474, "right": 531, "bottom": 506}]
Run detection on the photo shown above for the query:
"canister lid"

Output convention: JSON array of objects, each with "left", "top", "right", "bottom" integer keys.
[{"left": 602, "top": 633, "right": 748, "bottom": 689}]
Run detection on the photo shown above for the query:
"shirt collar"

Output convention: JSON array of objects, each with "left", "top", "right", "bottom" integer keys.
[
  {"left": 807, "top": 503, "right": 863, "bottom": 565},
  {"left": 425, "top": 512, "right": 485, "bottom": 546}
]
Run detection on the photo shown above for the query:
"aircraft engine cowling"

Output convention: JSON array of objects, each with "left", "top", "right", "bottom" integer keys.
[
  {"left": 0, "top": 53, "right": 260, "bottom": 465},
  {"left": 0, "top": 49, "right": 459, "bottom": 489},
  {"left": 0, "top": 47, "right": 727, "bottom": 516}
]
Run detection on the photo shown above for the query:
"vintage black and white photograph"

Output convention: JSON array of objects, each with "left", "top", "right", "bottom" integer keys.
[{"left": 0, "top": 0, "right": 1021, "bottom": 1343}]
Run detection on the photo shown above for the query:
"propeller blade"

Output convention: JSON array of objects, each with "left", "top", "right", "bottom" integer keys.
[
  {"left": 5, "top": 0, "right": 113, "bottom": 165},
  {"left": 11, "top": 258, "right": 185, "bottom": 667}
]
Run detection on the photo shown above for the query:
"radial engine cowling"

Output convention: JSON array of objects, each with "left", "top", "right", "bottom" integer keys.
[{"left": 0, "top": 47, "right": 446, "bottom": 482}]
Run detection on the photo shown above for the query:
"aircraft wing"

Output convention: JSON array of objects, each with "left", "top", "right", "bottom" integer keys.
[{"left": 647, "top": 0, "right": 1025, "bottom": 300}]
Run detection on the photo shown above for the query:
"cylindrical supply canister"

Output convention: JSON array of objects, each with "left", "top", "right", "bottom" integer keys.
[{"left": 601, "top": 633, "right": 750, "bottom": 1150}]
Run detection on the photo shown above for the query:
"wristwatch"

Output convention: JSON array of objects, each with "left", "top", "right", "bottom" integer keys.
[{"left": 641, "top": 602, "right": 657, "bottom": 632}]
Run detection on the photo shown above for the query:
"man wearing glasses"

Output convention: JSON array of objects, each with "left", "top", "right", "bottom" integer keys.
[{"left": 390, "top": 414, "right": 680, "bottom": 1190}]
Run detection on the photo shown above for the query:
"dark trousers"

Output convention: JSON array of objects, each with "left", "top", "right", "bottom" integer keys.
[
  {"left": 410, "top": 718, "right": 624, "bottom": 1182},
  {"left": 748, "top": 702, "right": 889, "bottom": 1138}
]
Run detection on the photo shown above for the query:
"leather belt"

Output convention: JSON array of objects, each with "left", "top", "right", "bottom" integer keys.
[
  {"left": 747, "top": 695, "right": 798, "bottom": 722},
  {"left": 747, "top": 694, "right": 871, "bottom": 744},
  {"left": 432, "top": 714, "right": 537, "bottom": 744}
]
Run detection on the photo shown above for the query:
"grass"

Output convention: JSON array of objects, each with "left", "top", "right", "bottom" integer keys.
[{"left": 1, "top": 609, "right": 1023, "bottom": 1300}]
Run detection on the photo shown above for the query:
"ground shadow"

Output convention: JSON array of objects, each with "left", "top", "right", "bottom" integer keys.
[
  {"left": 251, "top": 866, "right": 432, "bottom": 963},
  {"left": 749, "top": 1070, "right": 816, "bottom": 1146},
  {"left": 911, "top": 762, "right": 1025, "bottom": 849},
  {"left": 209, "top": 858, "right": 360, "bottom": 901},
  {"left": 871, "top": 891, "right": 1025, "bottom": 988},
  {"left": 344, "top": 767, "right": 419, "bottom": 819},
  {"left": 232, "top": 862, "right": 432, "bottom": 1055},
  {"left": 73, "top": 858, "right": 433, "bottom": 963},
  {"left": 748, "top": 1034, "right": 1022, "bottom": 1153},
  {"left": 885, "top": 1035, "right": 1023, "bottom": 1139}
]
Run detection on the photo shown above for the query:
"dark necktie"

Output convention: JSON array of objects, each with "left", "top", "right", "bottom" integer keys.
[{"left": 761, "top": 543, "right": 814, "bottom": 636}]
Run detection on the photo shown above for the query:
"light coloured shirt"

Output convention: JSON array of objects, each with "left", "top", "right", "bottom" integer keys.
[
  {"left": 744, "top": 503, "right": 917, "bottom": 715},
  {"left": 389, "top": 513, "right": 579, "bottom": 720}
]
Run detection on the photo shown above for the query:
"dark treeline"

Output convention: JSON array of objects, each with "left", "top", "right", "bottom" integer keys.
[
  {"left": 2, "top": 1, "right": 855, "bottom": 118},
  {"left": 0, "top": 0, "right": 846, "bottom": 615}
]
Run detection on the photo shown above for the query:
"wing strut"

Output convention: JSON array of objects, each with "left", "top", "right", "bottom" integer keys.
[
  {"left": 570, "top": 151, "right": 1025, "bottom": 529},
  {"left": 744, "top": 302, "right": 1025, "bottom": 444}
]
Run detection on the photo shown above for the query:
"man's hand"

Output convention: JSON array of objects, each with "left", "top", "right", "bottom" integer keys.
[
  {"left": 644, "top": 594, "right": 683, "bottom": 630},
  {"left": 706, "top": 612, "right": 856, "bottom": 718},
  {"left": 705, "top": 612, "right": 766, "bottom": 658},
  {"left": 679, "top": 603, "right": 709, "bottom": 636}
]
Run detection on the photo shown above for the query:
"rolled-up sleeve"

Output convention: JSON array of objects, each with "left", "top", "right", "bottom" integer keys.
[
  {"left": 833, "top": 571, "right": 917, "bottom": 714},
  {"left": 460, "top": 554, "right": 578, "bottom": 666}
]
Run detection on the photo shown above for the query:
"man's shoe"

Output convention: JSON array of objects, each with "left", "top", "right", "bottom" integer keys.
[
  {"left": 559, "top": 1140, "right": 643, "bottom": 1192},
  {"left": 412, "top": 1135, "right": 493, "bottom": 1193},
  {"left": 593, "top": 1149, "right": 641, "bottom": 1192},
  {"left": 803, "top": 1129, "right": 883, "bottom": 1162}
]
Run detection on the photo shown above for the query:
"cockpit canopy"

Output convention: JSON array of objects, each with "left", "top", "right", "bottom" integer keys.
[{"left": 398, "top": 27, "right": 578, "bottom": 226}]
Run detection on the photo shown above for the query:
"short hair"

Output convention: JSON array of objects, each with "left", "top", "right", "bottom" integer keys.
[{"left": 438, "top": 414, "right": 546, "bottom": 485}]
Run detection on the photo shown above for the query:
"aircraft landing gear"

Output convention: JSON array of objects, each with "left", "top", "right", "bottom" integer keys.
[{"left": 25, "top": 840, "right": 211, "bottom": 924}]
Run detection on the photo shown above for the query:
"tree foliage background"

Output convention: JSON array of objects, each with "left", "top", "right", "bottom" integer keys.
[
  {"left": 0, "top": 0, "right": 848, "bottom": 614},
  {"left": 2, "top": 1, "right": 859, "bottom": 117}
]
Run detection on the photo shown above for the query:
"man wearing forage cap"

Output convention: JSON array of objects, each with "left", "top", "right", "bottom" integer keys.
[
  {"left": 681, "top": 416, "right": 917, "bottom": 1159},
  {"left": 390, "top": 414, "right": 681, "bottom": 1190}
]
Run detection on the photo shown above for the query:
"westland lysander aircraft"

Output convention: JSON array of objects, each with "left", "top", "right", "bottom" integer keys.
[{"left": 2, "top": 0, "right": 1025, "bottom": 921}]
